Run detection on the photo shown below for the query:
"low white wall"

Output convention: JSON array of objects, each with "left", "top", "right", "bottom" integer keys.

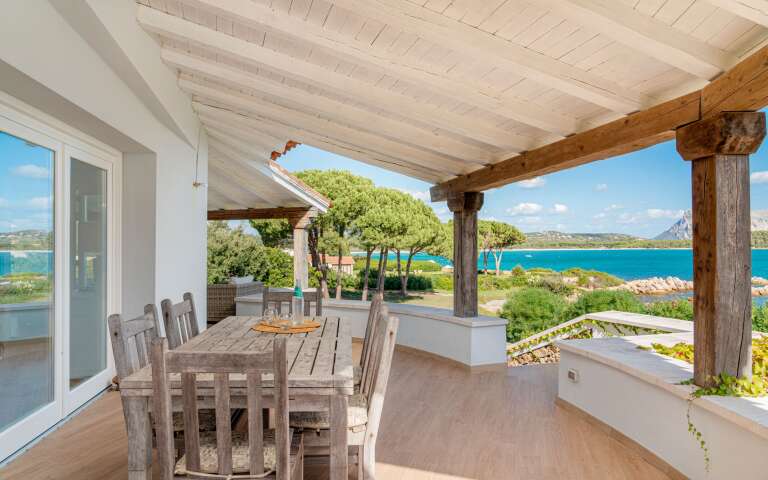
[
  {"left": 558, "top": 334, "right": 768, "bottom": 479},
  {"left": 236, "top": 295, "right": 508, "bottom": 367}
]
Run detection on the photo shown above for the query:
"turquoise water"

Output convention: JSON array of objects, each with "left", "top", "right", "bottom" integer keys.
[{"left": 367, "top": 249, "right": 768, "bottom": 281}]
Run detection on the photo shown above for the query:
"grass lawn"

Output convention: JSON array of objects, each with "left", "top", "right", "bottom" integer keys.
[{"left": 340, "top": 289, "right": 511, "bottom": 317}]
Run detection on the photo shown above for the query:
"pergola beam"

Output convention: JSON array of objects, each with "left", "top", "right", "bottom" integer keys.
[
  {"left": 431, "top": 44, "right": 768, "bottom": 202},
  {"left": 207, "top": 207, "right": 316, "bottom": 221}
]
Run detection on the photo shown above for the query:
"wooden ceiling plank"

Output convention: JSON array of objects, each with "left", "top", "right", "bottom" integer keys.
[
  {"left": 175, "top": 0, "right": 578, "bottom": 135},
  {"left": 328, "top": 0, "right": 652, "bottom": 113},
  {"left": 163, "top": 48, "right": 502, "bottom": 161},
  {"left": 537, "top": 0, "right": 736, "bottom": 79},
  {"left": 137, "top": 4, "right": 533, "bottom": 149}
]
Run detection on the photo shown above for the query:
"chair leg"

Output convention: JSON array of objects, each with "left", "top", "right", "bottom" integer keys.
[{"left": 357, "top": 445, "right": 364, "bottom": 480}]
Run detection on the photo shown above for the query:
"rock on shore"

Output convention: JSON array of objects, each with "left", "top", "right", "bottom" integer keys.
[
  {"left": 614, "top": 275, "right": 768, "bottom": 296},
  {"left": 614, "top": 276, "right": 693, "bottom": 295}
]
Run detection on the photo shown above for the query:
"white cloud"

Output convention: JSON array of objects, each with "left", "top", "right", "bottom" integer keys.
[
  {"left": 751, "top": 171, "right": 768, "bottom": 184},
  {"left": 595, "top": 183, "right": 608, "bottom": 191},
  {"left": 593, "top": 212, "right": 607, "bottom": 219},
  {"left": 0, "top": 197, "right": 8, "bottom": 208},
  {"left": 481, "top": 216, "right": 498, "bottom": 222},
  {"left": 515, "top": 216, "right": 543, "bottom": 225},
  {"left": 25, "top": 196, "right": 52, "bottom": 209},
  {"left": 12, "top": 164, "right": 50, "bottom": 179},
  {"left": 605, "top": 204, "right": 623, "bottom": 211},
  {"left": 507, "top": 202, "right": 543, "bottom": 216},
  {"left": 517, "top": 177, "right": 546, "bottom": 189},
  {"left": 397, "top": 188, "right": 430, "bottom": 202},
  {"left": 617, "top": 212, "right": 639, "bottom": 224},
  {"left": 551, "top": 203, "right": 568, "bottom": 214},
  {"left": 646, "top": 208, "right": 684, "bottom": 219}
]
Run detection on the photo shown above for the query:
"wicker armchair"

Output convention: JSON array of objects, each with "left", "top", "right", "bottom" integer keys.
[{"left": 207, "top": 281, "right": 263, "bottom": 325}]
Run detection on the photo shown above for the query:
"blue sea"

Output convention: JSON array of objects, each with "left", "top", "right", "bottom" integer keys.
[{"left": 366, "top": 249, "right": 768, "bottom": 281}]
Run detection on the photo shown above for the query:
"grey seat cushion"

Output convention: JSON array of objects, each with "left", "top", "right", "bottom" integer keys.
[{"left": 289, "top": 393, "right": 368, "bottom": 432}]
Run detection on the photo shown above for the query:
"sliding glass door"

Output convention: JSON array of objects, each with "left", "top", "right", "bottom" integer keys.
[
  {"left": 64, "top": 149, "right": 113, "bottom": 413},
  {"left": 0, "top": 120, "right": 61, "bottom": 461},
  {"left": 0, "top": 99, "right": 119, "bottom": 460}
]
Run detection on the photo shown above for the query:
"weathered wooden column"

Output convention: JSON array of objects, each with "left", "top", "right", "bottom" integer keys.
[
  {"left": 676, "top": 111, "right": 766, "bottom": 387},
  {"left": 288, "top": 209, "right": 315, "bottom": 290},
  {"left": 447, "top": 192, "right": 484, "bottom": 317}
]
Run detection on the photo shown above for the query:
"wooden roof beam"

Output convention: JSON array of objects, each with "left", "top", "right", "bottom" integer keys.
[
  {"left": 706, "top": 0, "right": 768, "bottom": 27},
  {"left": 537, "top": 0, "right": 736, "bottom": 79},
  {"left": 329, "top": 0, "right": 651, "bottom": 113},
  {"left": 431, "top": 44, "right": 768, "bottom": 201},
  {"left": 137, "top": 5, "right": 533, "bottom": 150},
  {"left": 175, "top": 0, "right": 578, "bottom": 136},
  {"left": 208, "top": 207, "right": 318, "bottom": 221}
]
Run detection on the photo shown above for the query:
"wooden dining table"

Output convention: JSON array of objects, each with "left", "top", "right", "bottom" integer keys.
[{"left": 120, "top": 315, "right": 354, "bottom": 480}]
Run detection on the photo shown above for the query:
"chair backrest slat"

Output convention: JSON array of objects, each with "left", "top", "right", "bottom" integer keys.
[
  {"left": 262, "top": 287, "right": 293, "bottom": 316},
  {"left": 108, "top": 304, "right": 160, "bottom": 380},
  {"left": 360, "top": 293, "right": 383, "bottom": 388},
  {"left": 361, "top": 303, "right": 388, "bottom": 398},
  {"left": 365, "top": 312, "right": 399, "bottom": 444},
  {"left": 150, "top": 337, "right": 291, "bottom": 479},
  {"left": 302, "top": 289, "right": 323, "bottom": 317},
  {"left": 161, "top": 292, "right": 200, "bottom": 349}
]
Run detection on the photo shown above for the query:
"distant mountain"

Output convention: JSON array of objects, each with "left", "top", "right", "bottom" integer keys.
[
  {"left": 523, "top": 231, "right": 640, "bottom": 244},
  {"left": 655, "top": 210, "right": 768, "bottom": 240},
  {"left": 0, "top": 230, "right": 51, "bottom": 250}
]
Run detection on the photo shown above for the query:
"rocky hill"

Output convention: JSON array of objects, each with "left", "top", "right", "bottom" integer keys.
[
  {"left": 523, "top": 231, "right": 639, "bottom": 244},
  {"left": 655, "top": 210, "right": 768, "bottom": 240}
]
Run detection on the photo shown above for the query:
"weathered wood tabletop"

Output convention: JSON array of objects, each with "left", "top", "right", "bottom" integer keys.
[{"left": 120, "top": 316, "right": 353, "bottom": 480}]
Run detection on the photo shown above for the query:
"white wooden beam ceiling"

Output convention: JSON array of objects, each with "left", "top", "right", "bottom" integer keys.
[{"left": 707, "top": 0, "right": 768, "bottom": 27}]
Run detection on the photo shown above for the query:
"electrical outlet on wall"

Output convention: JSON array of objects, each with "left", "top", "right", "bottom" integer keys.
[{"left": 568, "top": 368, "right": 579, "bottom": 383}]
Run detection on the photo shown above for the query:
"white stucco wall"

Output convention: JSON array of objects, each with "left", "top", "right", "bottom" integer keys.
[
  {"left": 236, "top": 296, "right": 509, "bottom": 367},
  {"left": 0, "top": 1, "right": 208, "bottom": 329},
  {"left": 558, "top": 336, "right": 768, "bottom": 479}
]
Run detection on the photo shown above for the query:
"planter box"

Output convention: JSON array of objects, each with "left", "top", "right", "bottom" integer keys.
[{"left": 207, "top": 281, "right": 263, "bottom": 325}]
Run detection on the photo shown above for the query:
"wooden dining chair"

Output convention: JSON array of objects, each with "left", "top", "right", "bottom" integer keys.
[
  {"left": 289, "top": 305, "right": 399, "bottom": 480},
  {"left": 108, "top": 306, "right": 216, "bottom": 447},
  {"left": 150, "top": 336, "right": 305, "bottom": 480},
  {"left": 161, "top": 292, "right": 200, "bottom": 349},
  {"left": 302, "top": 289, "right": 323, "bottom": 317},
  {"left": 262, "top": 287, "right": 294, "bottom": 316}
]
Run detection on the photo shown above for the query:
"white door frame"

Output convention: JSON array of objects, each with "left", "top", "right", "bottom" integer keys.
[{"left": 0, "top": 93, "right": 122, "bottom": 460}]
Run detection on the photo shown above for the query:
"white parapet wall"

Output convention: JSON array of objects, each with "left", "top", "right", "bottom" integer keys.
[
  {"left": 236, "top": 295, "right": 508, "bottom": 367},
  {"left": 557, "top": 329, "right": 768, "bottom": 479}
]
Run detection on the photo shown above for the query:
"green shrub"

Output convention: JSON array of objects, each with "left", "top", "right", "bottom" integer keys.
[
  {"left": 529, "top": 276, "right": 574, "bottom": 295},
  {"left": 753, "top": 303, "right": 768, "bottom": 333},
  {"left": 562, "top": 268, "right": 623, "bottom": 288},
  {"left": 565, "top": 290, "right": 644, "bottom": 319},
  {"left": 354, "top": 257, "right": 443, "bottom": 273},
  {"left": 644, "top": 299, "right": 694, "bottom": 321},
  {"left": 500, "top": 287, "right": 567, "bottom": 342},
  {"left": 511, "top": 264, "right": 525, "bottom": 277},
  {"left": 431, "top": 273, "right": 453, "bottom": 291}
]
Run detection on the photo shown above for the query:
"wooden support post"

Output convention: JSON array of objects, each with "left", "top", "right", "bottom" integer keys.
[
  {"left": 676, "top": 111, "right": 766, "bottom": 387},
  {"left": 288, "top": 211, "right": 314, "bottom": 290},
  {"left": 447, "top": 192, "right": 484, "bottom": 317}
]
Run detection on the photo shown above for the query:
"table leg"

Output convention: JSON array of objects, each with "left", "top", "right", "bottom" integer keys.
[
  {"left": 124, "top": 396, "right": 153, "bottom": 480},
  {"left": 329, "top": 394, "right": 348, "bottom": 480}
]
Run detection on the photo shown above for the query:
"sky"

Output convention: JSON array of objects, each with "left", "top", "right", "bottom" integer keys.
[
  {"left": 279, "top": 137, "right": 768, "bottom": 239},
  {"left": 7, "top": 123, "right": 768, "bottom": 238},
  {"left": 0, "top": 131, "right": 54, "bottom": 233}
]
